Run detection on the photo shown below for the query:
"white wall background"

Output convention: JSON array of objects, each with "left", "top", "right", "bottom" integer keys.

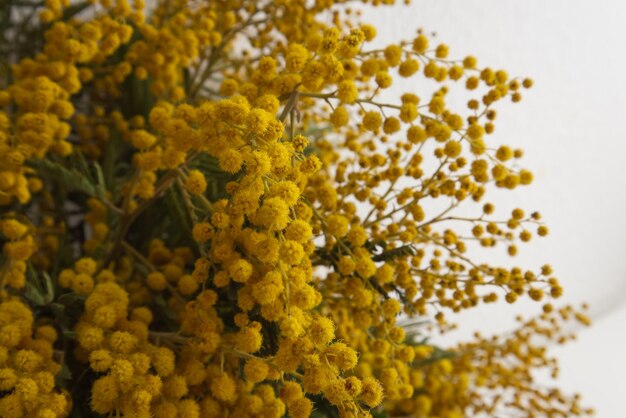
[{"left": 358, "top": 1, "right": 626, "bottom": 416}]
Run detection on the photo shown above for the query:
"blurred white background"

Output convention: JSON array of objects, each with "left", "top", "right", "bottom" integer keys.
[{"left": 358, "top": 1, "right": 626, "bottom": 416}]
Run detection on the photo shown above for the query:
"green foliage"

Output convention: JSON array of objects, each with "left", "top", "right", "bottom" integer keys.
[
  {"left": 29, "top": 153, "right": 107, "bottom": 200},
  {"left": 24, "top": 264, "right": 55, "bottom": 306},
  {"left": 371, "top": 244, "right": 417, "bottom": 262}
]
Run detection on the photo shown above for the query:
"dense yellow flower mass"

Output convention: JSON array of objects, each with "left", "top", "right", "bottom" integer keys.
[{"left": 0, "top": 0, "right": 593, "bottom": 417}]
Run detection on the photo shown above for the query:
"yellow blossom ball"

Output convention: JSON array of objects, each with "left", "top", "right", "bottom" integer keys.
[
  {"left": 279, "top": 240, "right": 305, "bottom": 265},
  {"left": 244, "top": 358, "right": 269, "bottom": 384},
  {"left": 337, "top": 80, "right": 358, "bottom": 104},
  {"left": 309, "top": 316, "right": 335, "bottom": 347},
  {"left": 228, "top": 259, "right": 253, "bottom": 283},
  {"left": 330, "top": 106, "right": 350, "bottom": 127},
  {"left": 147, "top": 271, "right": 167, "bottom": 291},
  {"left": 219, "top": 149, "right": 243, "bottom": 173},
  {"left": 326, "top": 214, "right": 349, "bottom": 237},
  {"left": 1, "top": 219, "right": 28, "bottom": 240},
  {"left": 185, "top": 170, "right": 207, "bottom": 195},
  {"left": 71, "top": 273, "right": 95, "bottom": 295},
  {"left": 326, "top": 342, "right": 358, "bottom": 371},
  {"left": 362, "top": 111, "right": 382, "bottom": 132},
  {"left": 285, "top": 220, "right": 313, "bottom": 242},
  {"left": 0, "top": 368, "right": 17, "bottom": 391},
  {"left": 192, "top": 222, "right": 214, "bottom": 244},
  {"left": 210, "top": 373, "right": 237, "bottom": 402},
  {"left": 375, "top": 71, "right": 392, "bottom": 88},
  {"left": 91, "top": 375, "right": 118, "bottom": 414},
  {"left": 360, "top": 377, "right": 384, "bottom": 407},
  {"left": 178, "top": 274, "right": 199, "bottom": 295},
  {"left": 235, "top": 323, "right": 263, "bottom": 353}
]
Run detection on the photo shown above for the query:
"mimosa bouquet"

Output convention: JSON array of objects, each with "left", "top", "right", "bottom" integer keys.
[{"left": 0, "top": 0, "right": 592, "bottom": 417}]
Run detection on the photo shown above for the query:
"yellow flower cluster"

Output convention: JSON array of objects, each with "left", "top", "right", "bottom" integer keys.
[
  {"left": 74, "top": 281, "right": 210, "bottom": 417},
  {"left": 0, "top": 299, "right": 69, "bottom": 417},
  {"left": 0, "top": 0, "right": 592, "bottom": 417},
  {"left": 0, "top": 219, "right": 35, "bottom": 289}
]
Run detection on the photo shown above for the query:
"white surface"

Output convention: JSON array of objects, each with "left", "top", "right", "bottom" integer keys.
[{"left": 358, "top": 1, "right": 626, "bottom": 416}]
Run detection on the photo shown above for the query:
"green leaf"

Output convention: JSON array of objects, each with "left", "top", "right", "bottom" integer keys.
[
  {"left": 71, "top": 151, "right": 92, "bottom": 180},
  {"left": 93, "top": 162, "right": 107, "bottom": 199},
  {"left": 50, "top": 292, "right": 86, "bottom": 331},
  {"left": 151, "top": 292, "right": 179, "bottom": 327},
  {"left": 189, "top": 153, "right": 221, "bottom": 173},
  {"left": 399, "top": 318, "right": 432, "bottom": 343},
  {"left": 164, "top": 186, "right": 193, "bottom": 236},
  {"left": 372, "top": 244, "right": 417, "bottom": 262},
  {"left": 310, "top": 394, "right": 340, "bottom": 418},
  {"left": 54, "top": 361, "right": 76, "bottom": 393},
  {"left": 121, "top": 70, "right": 155, "bottom": 118},
  {"left": 302, "top": 122, "right": 332, "bottom": 142},
  {"left": 365, "top": 239, "right": 388, "bottom": 252},
  {"left": 58, "top": 363, "right": 72, "bottom": 380},
  {"left": 24, "top": 265, "right": 54, "bottom": 306},
  {"left": 30, "top": 158, "right": 99, "bottom": 197},
  {"left": 102, "top": 131, "right": 135, "bottom": 203},
  {"left": 102, "top": 133, "right": 119, "bottom": 190},
  {"left": 56, "top": 292, "right": 86, "bottom": 306}
]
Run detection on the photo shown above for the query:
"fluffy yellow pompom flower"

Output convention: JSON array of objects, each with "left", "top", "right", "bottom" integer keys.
[
  {"left": 330, "top": 107, "right": 349, "bottom": 127},
  {"left": 244, "top": 358, "right": 269, "bottom": 384},
  {"left": 147, "top": 271, "right": 167, "bottom": 291},
  {"left": 0, "top": 368, "right": 17, "bottom": 391},
  {"left": 362, "top": 111, "right": 382, "bottom": 132},
  {"left": 279, "top": 240, "right": 305, "bottom": 265},
  {"left": 185, "top": 170, "right": 207, "bottom": 195},
  {"left": 412, "top": 34, "right": 429, "bottom": 53},
  {"left": 337, "top": 80, "right": 358, "bottom": 104},
  {"left": 235, "top": 322, "right": 263, "bottom": 353},
  {"left": 131, "top": 130, "right": 157, "bottom": 150},
  {"left": 1, "top": 219, "right": 28, "bottom": 240},
  {"left": 375, "top": 71, "right": 393, "bottom": 88},
  {"left": 210, "top": 373, "right": 237, "bottom": 402},
  {"left": 252, "top": 271, "right": 284, "bottom": 305},
  {"left": 360, "top": 377, "right": 384, "bottom": 407},
  {"left": 192, "top": 222, "right": 214, "bottom": 243},
  {"left": 326, "top": 214, "right": 349, "bottom": 237},
  {"left": 91, "top": 375, "right": 119, "bottom": 414},
  {"left": 228, "top": 259, "right": 253, "bottom": 283},
  {"left": 309, "top": 316, "right": 335, "bottom": 347},
  {"left": 219, "top": 149, "right": 243, "bottom": 173},
  {"left": 284, "top": 220, "right": 312, "bottom": 243},
  {"left": 325, "top": 342, "right": 358, "bottom": 371},
  {"left": 255, "top": 197, "right": 290, "bottom": 231}
]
